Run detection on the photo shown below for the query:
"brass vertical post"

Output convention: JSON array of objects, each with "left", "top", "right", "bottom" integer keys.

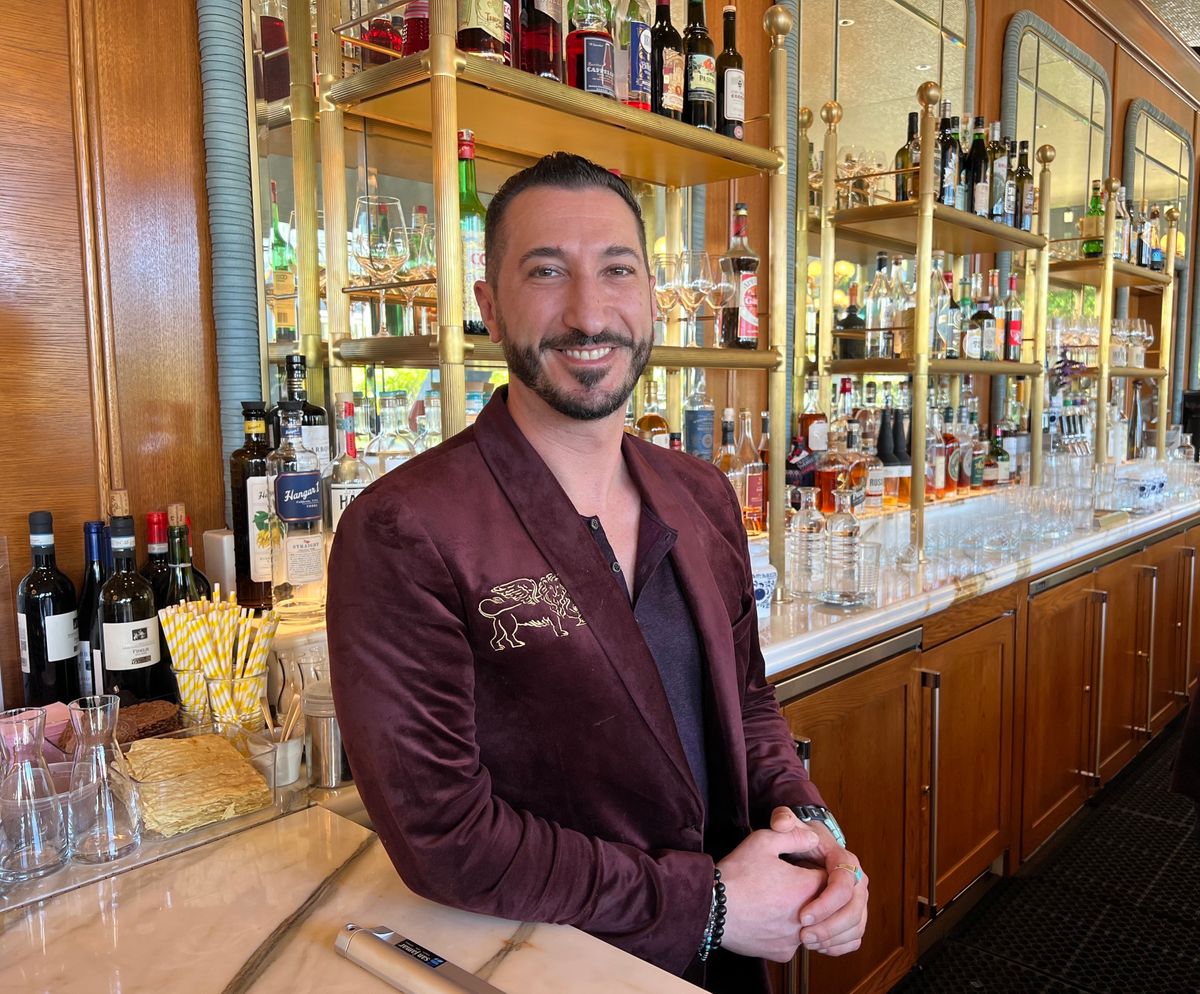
[
  {"left": 1156, "top": 206, "right": 1179, "bottom": 455},
  {"left": 793, "top": 106, "right": 813, "bottom": 415},
  {"left": 430, "top": 0, "right": 466, "bottom": 437},
  {"left": 664, "top": 186, "right": 684, "bottom": 431},
  {"left": 1032, "top": 145, "right": 1055, "bottom": 486},
  {"left": 818, "top": 101, "right": 840, "bottom": 416},
  {"left": 1096, "top": 177, "right": 1120, "bottom": 466},
  {"left": 765, "top": 5, "right": 792, "bottom": 593}
]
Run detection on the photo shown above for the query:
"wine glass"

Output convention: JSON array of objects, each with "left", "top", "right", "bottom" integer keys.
[
  {"left": 351, "top": 196, "right": 408, "bottom": 337},
  {"left": 653, "top": 254, "right": 680, "bottom": 337},
  {"left": 706, "top": 261, "right": 736, "bottom": 347},
  {"left": 678, "top": 252, "right": 713, "bottom": 347},
  {"left": 396, "top": 222, "right": 436, "bottom": 337}
]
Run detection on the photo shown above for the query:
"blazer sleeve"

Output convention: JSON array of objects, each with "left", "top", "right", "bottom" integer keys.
[
  {"left": 721, "top": 486, "right": 827, "bottom": 826},
  {"left": 326, "top": 489, "right": 714, "bottom": 975}
]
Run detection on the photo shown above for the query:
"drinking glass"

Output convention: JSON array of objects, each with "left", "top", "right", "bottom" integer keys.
[
  {"left": 0, "top": 707, "right": 68, "bottom": 882},
  {"left": 207, "top": 675, "right": 270, "bottom": 732},
  {"left": 351, "top": 196, "right": 409, "bottom": 338},
  {"left": 707, "top": 262, "right": 736, "bottom": 345},
  {"left": 67, "top": 696, "right": 141, "bottom": 863},
  {"left": 678, "top": 252, "right": 713, "bottom": 347},
  {"left": 396, "top": 222, "right": 436, "bottom": 336},
  {"left": 857, "top": 542, "right": 882, "bottom": 603},
  {"left": 653, "top": 254, "right": 680, "bottom": 339}
]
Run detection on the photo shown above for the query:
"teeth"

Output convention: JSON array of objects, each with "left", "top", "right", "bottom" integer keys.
[{"left": 563, "top": 347, "right": 613, "bottom": 360}]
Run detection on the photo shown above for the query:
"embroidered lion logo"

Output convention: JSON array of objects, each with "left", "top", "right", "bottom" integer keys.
[{"left": 477, "top": 573, "right": 586, "bottom": 651}]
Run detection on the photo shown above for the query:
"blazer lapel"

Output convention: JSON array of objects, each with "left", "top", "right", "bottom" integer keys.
[{"left": 473, "top": 392, "right": 701, "bottom": 802}]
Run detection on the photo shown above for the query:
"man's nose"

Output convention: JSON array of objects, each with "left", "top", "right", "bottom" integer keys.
[{"left": 560, "top": 273, "right": 609, "bottom": 337}]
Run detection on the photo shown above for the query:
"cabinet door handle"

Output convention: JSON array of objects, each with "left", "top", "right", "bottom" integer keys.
[
  {"left": 793, "top": 736, "right": 812, "bottom": 776},
  {"left": 1136, "top": 565, "right": 1158, "bottom": 737},
  {"left": 1080, "top": 590, "right": 1108, "bottom": 782},
  {"left": 916, "top": 669, "right": 942, "bottom": 917},
  {"left": 1179, "top": 548, "right": 1195, "bottom": 701}
]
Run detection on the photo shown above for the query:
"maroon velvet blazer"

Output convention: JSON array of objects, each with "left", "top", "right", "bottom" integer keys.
[{"left": 327, "top": 389, "right": 824, "bottom": 978}]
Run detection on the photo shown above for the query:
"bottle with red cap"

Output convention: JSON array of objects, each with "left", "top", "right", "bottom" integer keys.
[
  {"left": 459, "top": 130, "right": 489, "bottom": 335},
  {"left": 140, "top": 511, "right": 171, "bottom": 607}
]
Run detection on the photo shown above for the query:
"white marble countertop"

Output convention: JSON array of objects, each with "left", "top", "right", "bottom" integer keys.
[
  {"left": 758, "top": 495, "right": 1200, "bottom": 678},
  {"left": 0, "top": 806, "right": 701, "bottom": 994}
]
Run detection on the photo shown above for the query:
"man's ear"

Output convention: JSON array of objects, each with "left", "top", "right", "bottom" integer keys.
[{"left": 475, "top": 279, "right": 502, "bottom": 343}]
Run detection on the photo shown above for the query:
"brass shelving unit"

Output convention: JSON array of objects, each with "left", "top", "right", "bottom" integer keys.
[{"left": 800, "top": 82, "right": 1054, "bottom": 558}]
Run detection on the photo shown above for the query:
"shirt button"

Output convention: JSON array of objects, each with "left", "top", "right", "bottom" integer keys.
[
  {"left": 611, "top": 562, "right": 621, "bottom": 573},
  {"left": 590, "top": 517, "right": 600, "bottom": 530}
]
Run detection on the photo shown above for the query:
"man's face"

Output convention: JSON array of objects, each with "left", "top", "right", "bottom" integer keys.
[{"left": 475, "top": 185, "right": 654, "bottom": 421}]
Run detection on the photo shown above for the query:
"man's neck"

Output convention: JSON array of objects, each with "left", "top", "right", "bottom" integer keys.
[{"left": 505, "top": 382, "right": 630, "bottom": 516}]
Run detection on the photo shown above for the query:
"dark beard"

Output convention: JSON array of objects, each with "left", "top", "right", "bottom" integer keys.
[{"left": 500, "top": 325, "right": 652, "bottom": 421}]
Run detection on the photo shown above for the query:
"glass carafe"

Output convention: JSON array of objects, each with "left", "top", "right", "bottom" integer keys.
[
  {"left": 67, "top": 695, "right": 141, "bottom": 863},
  {"left": 819, "top": 490, "right": 862, "bottom": 606},
  {"left": 0, "top": 707, "right": 68, "bottom": 881},
  {"left": 787, "top": 487, "right": 826, "bottom": 600}
]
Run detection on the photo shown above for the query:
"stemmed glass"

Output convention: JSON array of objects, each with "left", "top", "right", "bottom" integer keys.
[
  {"left": 707, "top": 261, "right": 736, "bottom": 347},
  {"left": 678, "top": 252, "right": 713, "bottom": 347},
  {"left": 396, "top": 222, "right": 436, "bottom": 337},
  {"left": 351, "top": 196, "right": 409, "bottom": 338},
  {"left": 653, "top": 254, "right": 680, "bottom": 340}
]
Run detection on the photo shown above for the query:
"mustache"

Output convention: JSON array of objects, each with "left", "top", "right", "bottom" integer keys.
[{"left": 540, "top": 330, "right": 636, "bottom": 351}]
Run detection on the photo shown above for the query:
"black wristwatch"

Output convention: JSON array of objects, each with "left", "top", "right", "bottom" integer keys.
[{"left": 790, "top": 804, "right": 847, "bottom": 848}]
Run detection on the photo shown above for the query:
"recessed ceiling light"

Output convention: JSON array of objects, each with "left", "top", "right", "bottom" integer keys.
[
  {"left": 915, "top": 63, "right": 933, "bottom": 71},
  {"left": 839, "top": 18, "right": 855, "bottom": 26},
  {"left": 1036, "top": 123, "right": 1047, "bottom": 129}
]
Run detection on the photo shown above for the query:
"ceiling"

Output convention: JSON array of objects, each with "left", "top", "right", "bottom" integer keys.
[{"left": 1143, "top": 0, "right": 1200, "bottom": 46}]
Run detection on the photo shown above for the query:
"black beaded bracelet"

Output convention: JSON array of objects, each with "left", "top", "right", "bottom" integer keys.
[{"left": 698, "top": 867, "right": 728, "bottom": 962}]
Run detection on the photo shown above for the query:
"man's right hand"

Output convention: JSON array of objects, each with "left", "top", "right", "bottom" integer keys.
[{"left": 715, "top": 825, "right": 828, "bottom": 962}]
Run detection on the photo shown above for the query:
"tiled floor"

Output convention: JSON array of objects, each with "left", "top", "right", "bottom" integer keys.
[{"left": 892, "top": 724, "right": 1200, "bottom": 994}]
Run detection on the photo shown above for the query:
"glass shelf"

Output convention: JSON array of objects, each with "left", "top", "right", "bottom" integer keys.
[
  {"left": 1071, "top": 366, "right": 1169, "bottom": 380},
  {"left": 831, "top": 202, "right": 1047, "bottom": 256},
  {"left": 826, "top": 358, "right": 1042, "bottom": 376},
  {"left": 1048, "top": 258, "right": 1173, "bottom": 291}
]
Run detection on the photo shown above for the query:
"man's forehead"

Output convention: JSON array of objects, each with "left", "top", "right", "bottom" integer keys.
[{"left": 504, "top": 185, "right": 641, "bottom": 238}]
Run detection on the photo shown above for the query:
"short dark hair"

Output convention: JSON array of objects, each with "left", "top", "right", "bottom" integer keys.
[{"left": 484, "top": 152, "right": 646, "bottom": 285}]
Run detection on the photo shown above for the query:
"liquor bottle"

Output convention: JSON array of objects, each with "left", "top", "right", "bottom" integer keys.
[
  {"left": 267, "top": 401, "right": 327, "bottom": 623},
  {"left": 268, "top": 353, "right": 330, "bottom": 466},
  {"left": 892, "top": 399, "right": 912, "bottom": 507},
  {"left": 1149, "top": 203, "right": 1165, "bottom": 271},
  {"left": 268, "top": 183, "right": 296, "bottom": 345},
  {"left": 683, "top": 374, "right": 715, "bottom": 459},
  {"left": 969, "top": 413, "right": 986, "bottom": 489},
  {"left": 260, "top": 0, "right": 289, "bottom": 102},
  {"left": 363, "top": 14, "right": 402, "bottom": 65},
  {"left": 404, "top": 0, "right": 430, "bottom": 55},
  {"left": 681, "top": 0, "right": 715, "bottom": 130},
  {"left": 459, "top": 130, "right": 490, "bottom": 334},
  {"left": 719, "top": 202, "right": 759, "bottom": 349},
  {"left": 958, "top": 277, "right": 981, "bottom": 360},
  {"left": 17, "top": 511, "right": 79, "bottom": 706},
  {"left": 951, "top": 117, "right": 968, "bottom": 211},
  {"left": 503, "top": 0, "right": 518, "bottom": 65},
  {"left": 938, "top": 109, "right": 958, "bottom": 207},
  {"left": 269, "top": 179, "right": 294, "bottom": 276},
  {"left": 875, "top": 408, "right": 898, "bottom": 508},
  {"left": 566, "top": 0, "right": 616, "bottom": 98},
  {"left": 925, "top": 408, "right": 947, "bottom": 500},
  {"left": 1135, "top": 198, "right": 1151, "bottom": 267},
  {"left": 1003, "top": 273, "right": 1023, "bottom": 362},
  {"left": 139, "top": 511, "right": 171, "bottom": 607},
  {"left": 965, "top": 116, "right": 990, "bottom": 217},
  {"left": 365, "top": 392, "right": 419, "bottom": 475},
  {"left": 973, "top": 269, "right": 999, "bottom": 362},
  {"left": 790, "top": 487, "right": 825, "bottom": 597},
  {"left": 1114, "top": 185, "right": 1131, "bottom": 260},
  {"left": 420, "top": 390, "right": 444, "bottom": 451},
  {"left": 635, "top": 380, "right": 671, "bottom": 445},
  {"left": 231, "top": 401, "right": 273, "bottom": 610},
  {"left": 1013, "top": 140, "right": 1034, "bottom": 232},
  {"left": 863, "top": 431, "right": 885, "bottom": 513},
  {"left": 737, "top": 408, "right": 764, "bottom": 525},
  {"left": 942, "top": 407, "right": 961, "bottom": 499},
  {"left": 323, "top": 393, "right": 375, "bottom": 535},
  {"left": 162, "top": 505, "right": 204, "bottom": 609},
  {"left": 988, "top": 122, "right": 1008, "bottom": 223},
  {"left": 713, "top": 408, "right": 745, "bottom": 506},
  {"left": 814, "top": 424, "right": 848, "bottom": 514},
  {"left": 617, "top": 0, "right": 651, "bottom": 109},
  {"left": 983, "top": 425, "right": 1010, "bottom": 486},
  {"left": 76, "top": 520, "right": 106, "bottom": 698},
  {"left": 895, "top": 112, "right": 918, "bottom": 202},
  {"left": 184, "top": 517, "right": 212, "bottom": 600},
  {"left": 842, "top": 421, "right": 868, "bottom": 511},
  {"left": 1002, "top": 139, "right": 1018, "bottom": 227},
  {"left": 864, "top": 251, "right": 893, "bottom": 359},
  {"left": 836, "top": 282, "right": 866, "bottom": 360},
  {"left": 715, "top": 5, "right": 743, "bottom": 140},
  {"left": 519, "top": 0, "right": 563, "bottom": 79},
  {"left": 98, "top": 515, "right": 171, "bottom": 702},
  {"left": 669, "top": 432, "right": 682, "bottom": 451},
  {"left": 1081, "top": 179, "right": 1105, "bottom": 259},
  {"left": 458, "top": 0, "right": 505, "bottom": 60},
  {"left": 889, "top": 254, "right": 914, "bottom": 358},
  {"left": 800, "top": 375, "right": 828, "bottom": 456},
  {"left": 820, "top": 490, "right": 860, "bottom": 606},
  {"left": 650, "top": 0, "right": 683, "bottom": 120},
  {"left": 757, "top": 411, "right": 770, "bottom": 515}
]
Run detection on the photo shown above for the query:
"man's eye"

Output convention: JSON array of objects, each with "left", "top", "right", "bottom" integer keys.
[
  {"left": 608, "top": 265, "right": 637, "bottom": 277},
  {"left": 531, "top": 266, "right": 561, "bottom": 277}
]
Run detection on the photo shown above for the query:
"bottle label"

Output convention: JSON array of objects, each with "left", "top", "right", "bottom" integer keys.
[
  {"left": 102, "top": 617, "right": 162, "bottom": 672},
  {"left": 275, "top": 471, "right": 323, "bottom": 523},
  {"left": 1007, "top": 315, "right": 1023, "bottom": 350},
  {"left": 79, "top": 641, "right": 94, "bottom": 697},
  {"left": 972, "top": 451, "right": 985, "bottom": 487},
  {"left": 991, "top": 160, "right": 1008, "bottom": 216},
  {"left": 946, "top": 448, "right": 962, "bottom": 485},
  {"left": 1021, "top": 188, "right": 1035, "bottom": 229},
  {"left": 461, "top": 220, "right": 486, "bottom": 324},
  {"left": 330, "top": 481, "right": 369, "bottom": 531},
  {"left": 534, "top": 0, "right": 561, "bottom": 20},
  {"left": 247, "top": 476, "right": 273, "bottom": 583},
  {"left": 457, "top": 0, "right": 504, "bottom": 42},
  {"left": 285, "top": 534, "right": 326, "bottom": 585},
  {"left": 981, "top": 318, "right": 998, "bottom": 359},
  {"left": 1079, "top": 215, "right": 1103, "bottom": 240},
  {"left": 1004, "top": 178, "right": 1017, "bottom": 215},
  {"left": 933, "top": 455, "right": 946, "bottom": 490},
  {"left": 998, "top": 457, "right": 1010, "bottom": 484},
  {"left": 628, "top": 22, "right": 651, "bottom": 104},
  {"left": 45, "top": 610, "right": 79, "bottom": 662},
  {"left": 737, "top": 274, "right": 758, "bottom": 342},
  {"left": 974, "top": 181, "right": 990, "bottom": 217},
  {"left": 582, "top": 35, "right": 616, "bottom": 97},
  {"left": 17, "top": 613, "right": 29, "bottom": 674},
  {"left": 866, "top": 466, "right": 885, "bottom": 507},
  {"left": 686, "top": 53, "right": 716, "bottom": 104},
  {"left": 661, "top": 49, "right": 684, "bottom": 111},
  {"left": 983, "top": 464, "right": 999, "bottom": 484},
  {"left": 807, "top": 420, "right": 828, "bottom": 452},
  {"left": 273, "top": 296, "right": 297, "bottom": 341},
  {"left": 683, "top": 407, "right": 715, "bottom": 460},
  {"left": 244, "top": 418, "right": 266, "bottom": 436},
  {"left": 302, "top": 424, "right": 331, "bottom": 467},
  {"left": 746, "top": 470, "right": 764, "bottom": 512},
  {"left": 723, "top": 68, "right": 745, "bottom": 129}
]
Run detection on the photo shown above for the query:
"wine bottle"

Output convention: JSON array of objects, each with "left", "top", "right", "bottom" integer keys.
[
  {"left": 140, "top": 510, "right": 170, "bottom": 607},
  {"left": 17, "top": 511, "right": 79, "bottom": 706},
  {"left": 459, "top": 129, "right": 491, "bottom": 335},
  {"left": 98, "top": 515, "right": 173, "bottom": 703},
  {"left": 965, "top": 116, "right": 989, "bottom": 217},
  {"left": 184, "top": 516, "right": 212, "bottom": 599},
  {"left": 163, "top": 505, "right": 204, "bottom": 608},
  {"left": 715, "top": 5, "right": 743, "bottom": 140},
  {"left": 77, "top": 520, "right": 107, "bottom": 698},
  {"left": 836, "top": 282, "right": 866, "bottom": 360},
  {"left": 895, "top": 111, "right": 918, "bottom": 202},
  {"left": 231, "top": 400, "right": 273, "bottom": 610},
  {"left": 566, "top": 0, "right": 616, "bottom": 98},
  {"left": 1081, "top": 179, "right": 1104, "bottom": 259},
  {"left": 650, "top": 0, "right": 683, "bottom": 121},
  {"left": 519, "top": 0, "right": 563, "bottom": 80},
  {"left": 937, "top": 106, "right": 958, "bottom": 207},
  {"left": 719, "top": 202, "right": 759, "bottom": 349},
  {"left": 681, "top": 0, "right": 715, "bottom": 130},
  {"left": 1149, "top": 203, "right": 1165, "bottom": 271},
  {"left": 268, "top": 353, "right": 331, "bottom": 465},
  {"left": 618, "top": 0, "right": 651, "bottom": 110},
  {"left": 1012, "top": 140, "right": 1034, "bottom": 232},
  {"left": 1003, "top": 274, "right": 1023, "bottom": 362},
  {"left": 987, "top": 122, "right": 1008, "bottom": 223},
  {"left": 458, "top": 0, "right": 506, "bottom": 60}
]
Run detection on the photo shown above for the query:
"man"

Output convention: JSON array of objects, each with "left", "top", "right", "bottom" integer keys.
[{"left": 327, "top": 152, "right": 868, "bottom": 992}]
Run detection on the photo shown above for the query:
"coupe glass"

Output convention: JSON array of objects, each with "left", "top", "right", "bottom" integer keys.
[
  {"left": 678, "top": 252, "right": 713, "bottom": 347},
  {"left": 351, "top": 196, "right": 409, "bottom": 338},
  {"left": 0, "top": 707, "right": 67, "bottom": 882},
  {"left": 67, "top": 695, "right": 141, "bottom": 863}
]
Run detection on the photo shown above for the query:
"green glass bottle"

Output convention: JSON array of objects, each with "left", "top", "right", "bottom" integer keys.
[
  {"left": 1081, "top": 179, "right": 1105, "bottom": 259},
  {"left": 459, "top": 129, "right": 488, "bottom": 335}
]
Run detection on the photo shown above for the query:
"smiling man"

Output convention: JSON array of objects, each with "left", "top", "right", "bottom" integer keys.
[{"left": 327, "top": 152, "right": 867, "bottom": 993}]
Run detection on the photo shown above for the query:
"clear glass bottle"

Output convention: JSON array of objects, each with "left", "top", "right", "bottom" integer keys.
[
  {"left": 843, "top": 420, "right": 868, "bottom": 512},
  {"left": 267, "top": 401, "right": 327, "bottom": 623},
  {"left": 819, "top": 490, "right": 861, "bottom": 606},
  {"left": 365, "top": 392, "right": 418, "bottom": 475},
  {"left": 67, "top": 695, "right": 141, "bottom": 864},
  {"left": 737, "top": 408, "right": 765, "bottom": 528},
  {"left": 322, "top": 393, "right": 375, "bottom": 536},
  {"left": 713, "top": 407, "right": 746, "bottom": 507},
  {"left": 929, "top": 251, "right": 949, "bottom": 358},
  {"left": 863, "top": 434, "right": 885, "bottom": 514},
  {"left": 864, "top": 251, "right": 893, "bottom": 359},
  {"left": 787, "top": 486, "right": 825, "bottom": 600},
  {"left": 889, "top": 255, "right": 914, "bottom": 359},
  {"left": 958, "top": 276, "right": 981, "bottom": 360},
  {"left": 0, "top": 705, "right": 67, "bottom": 881},
  {"left": 926, "top": 406, "right": 947, "bottom": 500},
  {"left": 683, "top": 372, "right": 716, "bottom": 459},
  {"left": 418, "top": 389, "right": 443, "bottom": 451},
  {"left": 636, "top": 380, "right": 671, "bottom": 444}
]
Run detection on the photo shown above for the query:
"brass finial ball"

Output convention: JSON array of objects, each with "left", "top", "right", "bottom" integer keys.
[
  {"left": 1104, "top": 177, "right": 1121, "bottom": 195},
  {"left": 763, "top": 4, "right": 793, "bottom": 39},
  {"left": 821, "top": 101, "right": 843, "bottom": 127},
  {"left": 1167, "top": 206, "right": 1180, "bottom": 224},
  {"left": 1036, "top": 144, "right": 1056, "bottom": 165},
  {"left": 917, "top": 81, "right": 942, "bottom": 108},
  {"left": 799, "top": 107, "right": 813, "bottom": 131}
]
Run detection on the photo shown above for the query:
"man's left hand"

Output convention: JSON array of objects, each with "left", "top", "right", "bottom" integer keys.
[{"left": 769, "top": 806, "right": 869, "bottom": 957}]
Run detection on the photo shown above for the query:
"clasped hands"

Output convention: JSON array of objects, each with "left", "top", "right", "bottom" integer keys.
[{"left": 715, "top": 807, "right": 869, "bottom": 963}]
